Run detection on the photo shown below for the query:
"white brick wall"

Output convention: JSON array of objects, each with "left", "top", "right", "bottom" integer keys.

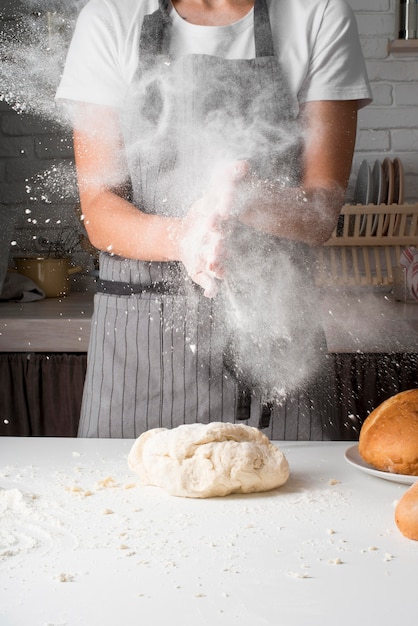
[{"left": 348, "top": 0, "right": 418, "bottom": 202}]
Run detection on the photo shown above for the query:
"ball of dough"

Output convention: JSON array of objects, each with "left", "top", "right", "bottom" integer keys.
[
  {"left": 128, "top": 422, "right": 289, "bottom": 498},
  {"left": 395, "top": 482, "right": 418, "bottom": 540},
  {"left": 358, "top": 389, "right": 418, "bottom": 475}
]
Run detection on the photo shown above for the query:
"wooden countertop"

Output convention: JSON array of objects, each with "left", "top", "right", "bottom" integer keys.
[
  {"left": 320, "top": 288, "right": 418, "bottom": 353},
  {"left": 0, "top": 288, "right": 417, "bottom": 353},
  {"left": 0, "top": 292, "right": 93, "bottom": 352}
]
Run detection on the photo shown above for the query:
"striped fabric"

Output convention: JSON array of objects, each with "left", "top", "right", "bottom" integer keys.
[
  {"left": 77, "top": 287, "right": 336, "bottom": 440},
  {"left": 78, "top": 290, "right": 256, "bottom": 438}
]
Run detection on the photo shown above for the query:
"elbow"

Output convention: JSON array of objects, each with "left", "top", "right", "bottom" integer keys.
[
  {"left": 83, "top": 218, "right": 106, "bottom": 253},
  {"left": 304, "top": 185, "right": 345, "bottom": 246},
  {"left": 79, "top": 203, "right": 105, "bottom": 252},
  {"left": 307, "top": 215, "right": 340, "bottom": 246}
]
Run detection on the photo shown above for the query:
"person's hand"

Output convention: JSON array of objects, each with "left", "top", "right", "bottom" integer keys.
[{"left": 178, "top": 160, "right": 249, "bottom": 297}]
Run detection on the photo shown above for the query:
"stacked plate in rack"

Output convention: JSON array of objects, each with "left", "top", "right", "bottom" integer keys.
[{"left": 352, "top": 157, "right": 405, "bottom": 235}]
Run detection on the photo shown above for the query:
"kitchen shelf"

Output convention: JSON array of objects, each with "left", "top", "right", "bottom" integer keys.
[{"left": 390, "top": 39, "right": 418, "bottom": 53}]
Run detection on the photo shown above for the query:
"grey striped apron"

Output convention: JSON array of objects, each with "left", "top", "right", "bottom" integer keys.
[{"left": 78, "top": 0, "right": 339, "bottom": 440}]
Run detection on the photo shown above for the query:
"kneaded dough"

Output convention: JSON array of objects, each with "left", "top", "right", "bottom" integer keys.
[{"left": 128, "top": 422, "right": 289, "bottom": 498}]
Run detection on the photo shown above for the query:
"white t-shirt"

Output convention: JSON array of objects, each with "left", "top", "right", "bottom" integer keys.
[{"left": 56, "top": 0, "right": 372, "bottom": 111}]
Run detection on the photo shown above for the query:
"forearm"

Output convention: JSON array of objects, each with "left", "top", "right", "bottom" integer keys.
[
  {"left": 236, "top": 178, "right": 345, "bottom": 246},
  {"left": 81, "top": 189, "right": 182, "bottom": 262},
  {"left": 237, "top": 99, "right": 358, "bottom": 246}
]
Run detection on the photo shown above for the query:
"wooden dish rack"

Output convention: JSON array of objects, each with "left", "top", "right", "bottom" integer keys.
[{"left": 315, "top": 203, "right": 418, "bottom": 287}]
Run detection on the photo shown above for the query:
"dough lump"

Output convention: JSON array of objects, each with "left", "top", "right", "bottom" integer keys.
[{"left": 128, "top": 422, "right": 289, "bottom": 498}]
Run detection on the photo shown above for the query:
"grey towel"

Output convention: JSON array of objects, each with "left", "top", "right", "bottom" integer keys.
[{"left": 0, "top": 271, "right": 45, "bottom": 302}]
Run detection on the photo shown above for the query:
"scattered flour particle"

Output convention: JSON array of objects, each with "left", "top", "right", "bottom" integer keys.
[
  {"left": 65, "top": 484, "right": 93, "bottom": 497},
  {"left": 96, "top": 476, "right": 118, "bottom": 489},
  {"left": 328, "top": 558, "right": 343, "bottom": 565},
  {"left": 384, "top": 553, "right": 395, "bottom": 562},
  {"left": 194, "top": 593, "right": 206, "bottom": 598},
  {"left": 102, "top": 508, "right": 114, "bottom": 515},
  {"left": 65, "top": 484, "right": 84, "bottom": 494},
  {"left": 328, "top": 479, "right": 340, "bottom": 486},
  {"left": 288, "top": 571, "right": 311, "bottom": 579},
  {"left": 327, "top": 528, "right": 335, "bottom": 535},
  {"left": 57, "top": 573, "right": 74, "bottom": 583},
  {"left": 368, "top": 546, "right": 378, "bottom": 551}
]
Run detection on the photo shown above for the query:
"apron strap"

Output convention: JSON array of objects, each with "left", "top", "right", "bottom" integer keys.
[
  {"left": 254, "top": 0, "right": 275, "bottom": 58},
  {"left": 139, "top": 0, "right": 171, "bottom": 58},
  {"left": 140, "top": 0, "right": 276, "bottom": 60}
]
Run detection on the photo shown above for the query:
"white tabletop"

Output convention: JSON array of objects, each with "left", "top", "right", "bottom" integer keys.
[{"left": 0, "top": 438, "right": 417, "bottom": 626}]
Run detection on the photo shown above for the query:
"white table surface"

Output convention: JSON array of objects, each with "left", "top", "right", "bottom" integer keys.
[{"left": 1, "top": 438, "right": 417, "bottom": 626}]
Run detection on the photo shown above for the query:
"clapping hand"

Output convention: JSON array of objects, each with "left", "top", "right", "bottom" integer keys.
[{"left": 179, "top": 160, "right": 249, "bottom": 297}]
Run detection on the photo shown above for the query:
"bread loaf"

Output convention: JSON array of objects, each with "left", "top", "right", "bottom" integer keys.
[
  {"left": 358, "top": 389, "right": 418, "bottom": 476},
  {"left": 395, "top": 482, "right": 418, "bottom": 540}
]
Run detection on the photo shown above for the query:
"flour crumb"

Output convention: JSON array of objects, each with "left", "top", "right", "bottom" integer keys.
[
  {"left": 96, "top": 476, "right": 118, "bottom": 489},
  {"left": 328, "top": 478, "right": 340, "bottom": 486},
  {"left": 384, "top": 553, "right": 395, "bottom": 562},
  {"left": 328, "top": 558, "right": 343, "bottom": 565},
  {"left": 65, "top": 484, "right": 94, "bottom": 497},
  {"left": 65, "top": 484, "right": 84, "bottom": 494},
  {"left": 288, "top": 571, "right": 311, "bottom": 579},
  {"left": 57, "top": 573, "right": 74, "bottom": 583},
  {"left": 327, "top": 528, "right": 335, "bottom": 535},
  {"left": 102, "top": 508, "right": 114, "bottom": 515}
]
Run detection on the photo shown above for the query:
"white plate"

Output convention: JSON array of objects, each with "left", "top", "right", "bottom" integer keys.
[
  {"left": 372, "top": 160, "right": 385, "bottom": 205},
  {"left": 344, "top": 445, "right": 418, "bottom": 485},
  {"left": 393, "top": 157, "right": 405, "bottom": 204},
  {"left": 371, "top": 160, "right": 385, "bottom": 234},
  {"left": 381, "top": 158, "right": 395, "bottom": 234},
  {"left": 353, "top": 160, "right": 373, "bottom": 235}
]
